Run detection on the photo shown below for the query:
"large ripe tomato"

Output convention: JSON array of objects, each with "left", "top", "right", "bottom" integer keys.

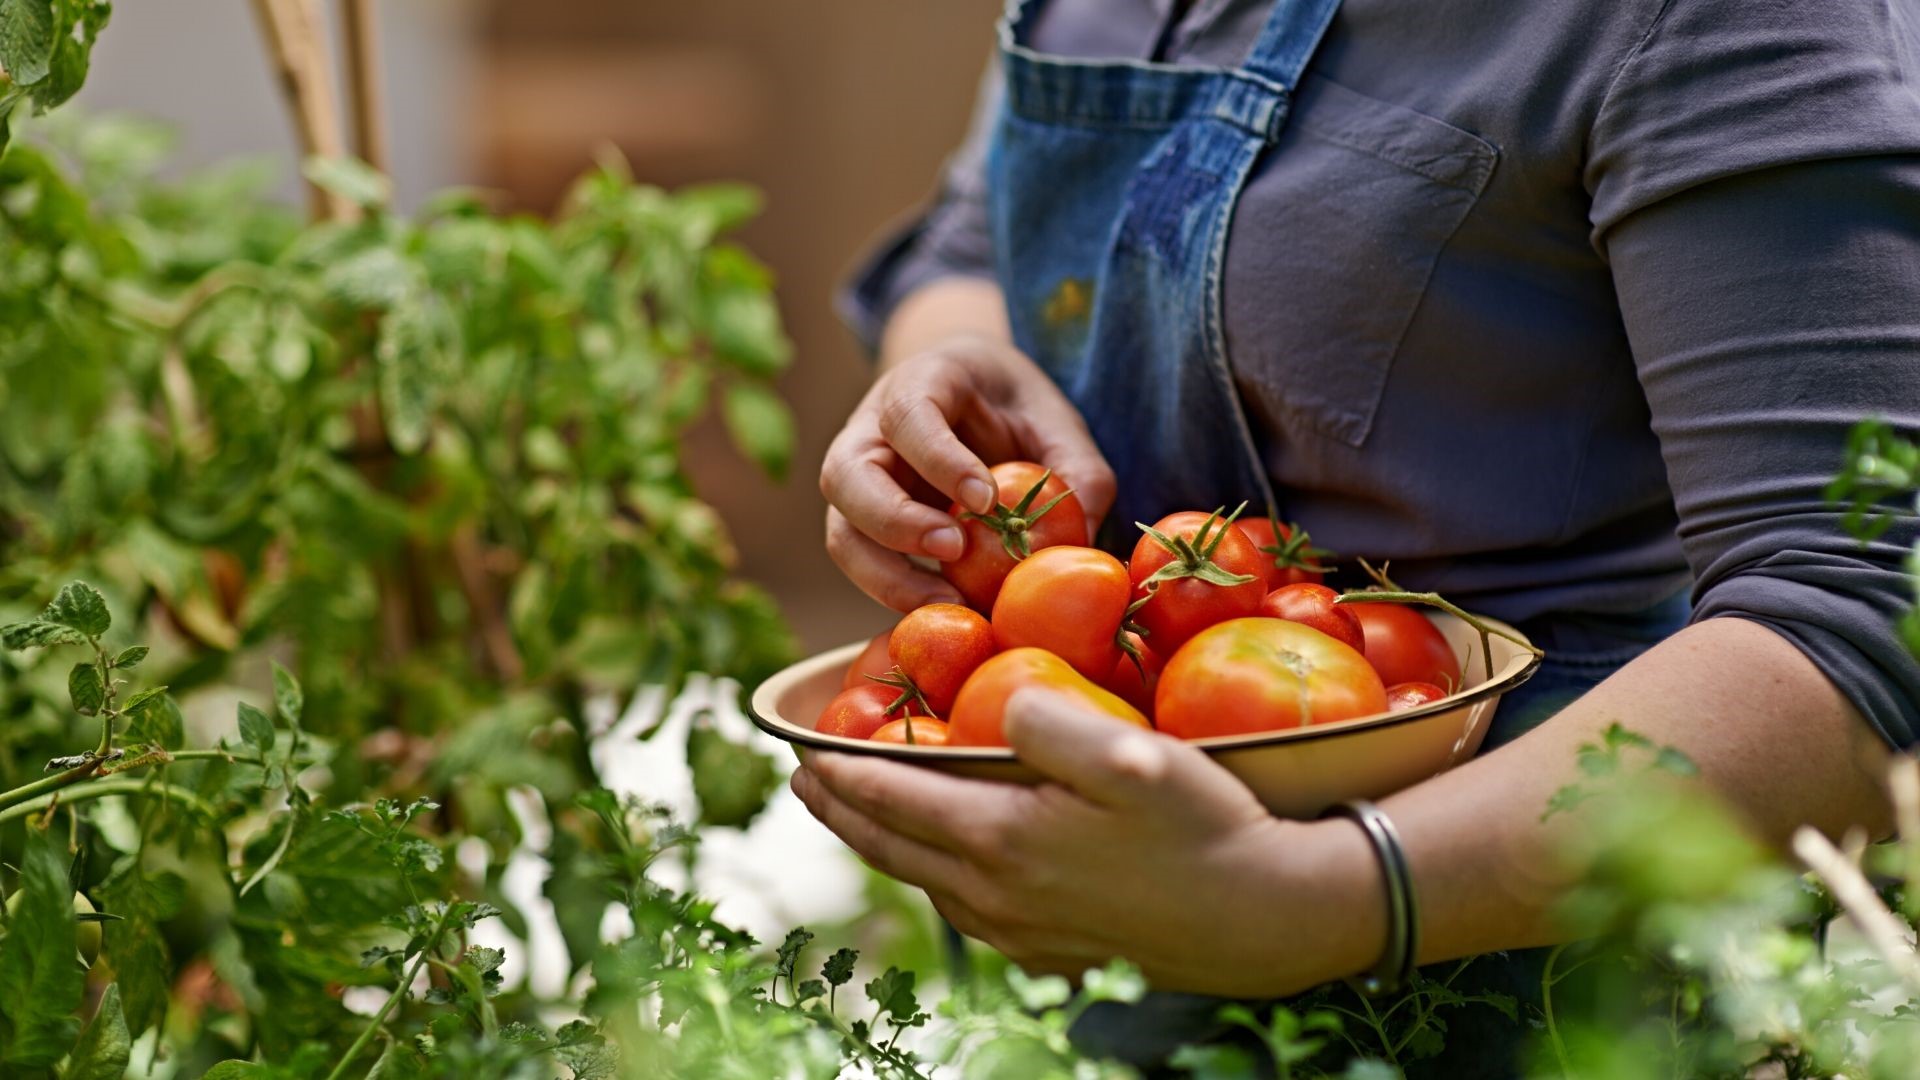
[
  {"left": 1155, "top": 618, "right": 1387, "bottom": 738},
  {"left": 1345, "top": 602, "right": 1461, "bottom": 691},
  {"left": 1385, "top": 681, "right": 1448, "bottom": 712},
  {"left": 942, "top": 462, "right": 1087, "bottom": 612},
  {"left": 815, "top": 683, "right": 919, "bottom": 740},
  {"left": 948, "top": 647, "right": 1150, "bottom": 747},
  {"left": 889, "top": 603, "right": 996, "bottom": 714},
  {"left": 870, "top": 717, "right": 951, "bottom": 746},
  {"left": 1258, "top": 583, "right": 1366, "bottom": 653},
  {"left": 1096, "top": 631, "right": 1162, "bottom": 716},
  {"left": 1128, "top": 510, "right": 1267, "bottom": 655},
  {"left": 842, "top": 628, "right": 896, "bottom": 690},
  {"left": 1235, "top": 517, "right": 1332, "bottom": 589},
  {"left": 991, "top": 546, "right": 1132, "bottom": 679}
]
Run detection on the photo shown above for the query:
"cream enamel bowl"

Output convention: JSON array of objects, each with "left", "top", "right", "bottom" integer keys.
[{"left": 748, "top": 611, "right": 1541, "bottom": 819}]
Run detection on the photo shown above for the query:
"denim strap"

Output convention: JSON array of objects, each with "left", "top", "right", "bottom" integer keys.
[{"left": 1240, "top": 0, "right": 1343, "bottom": 89}]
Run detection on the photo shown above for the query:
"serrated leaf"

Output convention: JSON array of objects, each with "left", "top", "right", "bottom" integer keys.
[
  {"left": 61, "top": 983, "right": 130, "bottom": 1080},
  {"left": 863, "top": 967, "right": 921, "bottom": 1024},
  {"left": 304, "top": 156, "right": 391, "bottom": 209},
  {"left": 0, "top": 620, "right": 87, "bottom": 649},
  {"left": 126, "top": 695, "right": 184, "bottom": 750},
  {"left": 67, "top": 661, "right": 103, "bottom": 716},
  {"left": 720, "top": 381, "right": 794, "bottom": 482},
  {"left": 119, "top": 686, "right": 168, "bottom": 717},
  {"left": 0, "top": 0, "right": 56, "bottom": 87},
  {"left": 0, "top": 826, "right": 84, "bottom": 1065},
  {"left": 272, "top": 661, "right": 304, "bottom": 725},
  {"left": 237, "top": 701, "right": 274, "bottom": 753},
  {"left": 822, "top": 946, "right": 857, "bottom": 988},
  {"left": 45, "top": 582, "right": 109, "bottom": 637},
  {"left": 112, "top": 646, "right": 147, "bottom": 669}
]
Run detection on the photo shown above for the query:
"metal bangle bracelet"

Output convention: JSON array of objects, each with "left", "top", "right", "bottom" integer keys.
[{"left": 1319, "top": 799, "right": 1419, "bottom": 996}]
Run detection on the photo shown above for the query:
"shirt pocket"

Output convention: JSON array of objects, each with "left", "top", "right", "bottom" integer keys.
[{"left": 1221, "top": 74, "right": 1498, "bottom": 448}]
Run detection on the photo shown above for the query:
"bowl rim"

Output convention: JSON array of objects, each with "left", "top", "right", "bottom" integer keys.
[{"left": 747, "top": 612, "right": 1543, "bottom": 762}]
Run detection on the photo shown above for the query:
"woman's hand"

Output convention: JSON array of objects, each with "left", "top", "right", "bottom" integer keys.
[
  {"left": 821, "top": 327, "right": 1114, "bottom": 612},
  {"left": 790, "top": 688, "right": 1382, "bottom": 996}
]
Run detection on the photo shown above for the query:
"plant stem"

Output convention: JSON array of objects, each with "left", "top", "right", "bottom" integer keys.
[
  {"left": 1335, "top": 588, "right": 1543, "bottom": 681},
  {"left": 1541, "top": 943, "right": 1572, "bottom": 1078},
  {"left": 0, "top": 758, "right": 107, "bottom": 814},
  {"left": 248, "top": 0, "right": 356, "bottom": 222},
  {"left": 327, "top": 906, "right": 451, "bottom": 1080},
  {"left": 340, "top": 0, "right": 389, "bottom": 173},
  {"left": 0, "top": 778, "right": 212, "bottom": 824}
]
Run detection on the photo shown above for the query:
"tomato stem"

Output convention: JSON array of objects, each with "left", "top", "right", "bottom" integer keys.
[
  {"left": 959, "top": 470, "right": 1075, "bottom": 562},
  {"left": 1335, "top": 567, "right": 1542, "bottom": 684},
  {"left": 1136, "top": 506, "right": 1259, "bottom": 589},
  {"left": 1255, "top": 513, "right": 1335, "bottom": 576}
]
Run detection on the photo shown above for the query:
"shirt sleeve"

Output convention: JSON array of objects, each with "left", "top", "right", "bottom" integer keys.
[
  {"left": 1589, "top": 0, "right": 1920, "bottom": 747},
  {"left": 835, "top": 54, "right": 1004, "bottom": 354}
]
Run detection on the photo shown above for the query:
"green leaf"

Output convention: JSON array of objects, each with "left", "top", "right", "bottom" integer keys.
[
  {"left": 0, "top": 826, "right": 85, "bottom": 1065},
  {"left": 119, "top": 686, "right": 168, "bottom": 717},
  {"left": 303, "top": 156, "right": 391, "bottom": 210},
  {"left": 125, "top": 695, "right": 184, "bottom": 750},
  {"left": 45, "top": 582, "right": 110, "bottom": 637},
  {"left": 0, "top": 0, "right": 56, "bottom": 87},
  {"left": 863, "top": 967, "right": 922, "bottom": 1025},
  {"left": 271, "top": 661, "right": 303, "bottom": 726},
  {"left": 111, "top": 646, "right": 147, "bottom": 669},
  {"left": 237, "top": 701, "right": 275, "bottom": 753},
  {"left": 821, "top": 947, "right": 857, "bottom": 988},
  {"left": 720, "top": 381, "right": 794, "bottom": 483},
  {"left": 1653, "top": 746, "right": 1699, "bottom": 777},
  {"left": 375, "top": 305, "right": 435, "bottom": 453},
  {"left": 60, "top": 983, "right": 130, "bottom": 1080},
  {"left": 67, "top": 661, "right": 103, "bottom": 716},
  {"left": 321, "top": 246, "right": 416, "bottom": 308},
  {"left": 0, "top": 620, "right": 87, "bottom": 650},
  {"left": 200, "top": 1064, "right": 270, "bottom": 1080},
  {"left": 687, "top": 723, "right": 777, "bottom": 828},
  {"left": 97, "top": 860, "right": 184, "bottom": 1035}
]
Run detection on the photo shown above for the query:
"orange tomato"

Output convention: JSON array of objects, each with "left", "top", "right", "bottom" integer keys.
[
  {"left": 888, "top": 603, "right": 996, "bottom": 714},
  {"left": 990, "top": 546, "right": 1132, "bottom": 679},
  {"left": 869, "top": 717, "right": 951, "bottom": 746},
  {"left": 842, "top": 628, "right": 896, "bottom": 690},
  {"left": 948, "top": 647, "right": 1150, "bottom": 747},
  {"left": 1155, "top": 618, "right": 1387, "bottom": 738},
  {"left": 941, "top": 462, "right": 1087, "bottom": 613}
]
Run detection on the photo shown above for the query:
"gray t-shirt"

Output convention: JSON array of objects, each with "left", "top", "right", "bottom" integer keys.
[{"left": 841, "top": 0, "right": 1920, "bottom": 746}]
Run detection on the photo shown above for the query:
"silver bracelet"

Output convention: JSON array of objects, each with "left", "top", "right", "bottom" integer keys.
[{"left": 1319, "top": 799, "right": 1419, "bottom": 996}]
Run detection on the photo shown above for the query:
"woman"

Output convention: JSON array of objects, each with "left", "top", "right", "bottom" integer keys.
[{"left": 793, "top": 0, "right": 1920, "bottom": 1072}]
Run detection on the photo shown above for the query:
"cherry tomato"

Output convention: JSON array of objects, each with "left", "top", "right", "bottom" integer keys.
[
  {"left": 869, "top": 717, "right": 951, "bottom": 746},
  {"left": 1097, "top": 632, "right": 1162, "bottom": 716},
  {"left": 992, "top": 546, "right": 1132, "bottom": 679},
  {"left": 1258, "top": 583, "right": 1366, "bottom": 654},
  {"left": 815, "top": 683, "right": 918, "bottom": 740},
  {"left": 1156, "top": 618, "right": 1387, "bottom": 738},
  {"left": 1235, "top": 517, "right": 1333, "bottom": 589},
  {"left": 1346, "top": 602, "right": 1462, "bottom": 691},
  {"left": 942, "top": 462, "right": 1087, "bottom": 613},
  {"left": 949, "top": 647, "right": 1150, "bottom": 747},
  {"left": 1385, "top": 681, "right": 1449, "bottom": 712},
  {"left": 886, "top": 603, "right": 996, "bottom": 714},
  {"left": 842, "top": 628, "right": 896, "bottom": 690},
  {"left": 1129, "top": 510, "right": 1267, "bottom": 655}
]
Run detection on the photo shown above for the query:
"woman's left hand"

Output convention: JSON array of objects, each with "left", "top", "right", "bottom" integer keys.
[{"left": 790, "top": 688, "right": 1379, "bottom": 997}]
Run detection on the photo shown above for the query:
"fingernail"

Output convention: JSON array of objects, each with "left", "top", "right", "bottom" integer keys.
[
  {"left": 959, "top": 477, "right": 995, "bottom": 515},
  {"left": 924, "top": 526, "right": 965, "bottom": 560}
]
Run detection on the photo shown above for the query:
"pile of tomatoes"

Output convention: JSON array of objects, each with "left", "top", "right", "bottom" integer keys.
[{"left": 817, "top": 463, "right": 1462, "bottom": 748}]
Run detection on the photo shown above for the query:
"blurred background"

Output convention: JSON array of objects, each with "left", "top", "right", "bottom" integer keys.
[{"left": 78, "top": 0, "right": 1002, "bottom": 654}]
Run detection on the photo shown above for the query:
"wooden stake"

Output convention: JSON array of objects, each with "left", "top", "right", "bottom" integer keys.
[
  {"left": 249, "top": 0, "right": 356, "bottom": 222},
  {"left": 340, "top": 0, "right": 390, "bottom": 173}
]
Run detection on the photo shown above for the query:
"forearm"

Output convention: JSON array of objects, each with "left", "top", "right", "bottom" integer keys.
[
  {"left": 878, "top": 277, "right": 1010, "bottom": 371},
  {"left": 1285, "top": 617, "right": 1894, "bottom": 983}
]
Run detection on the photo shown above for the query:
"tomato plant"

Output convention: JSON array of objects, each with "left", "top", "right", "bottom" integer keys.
[
  {"left": 1155, "top": 618, "right": 1387, "bottom": 738},
  {"left": 941, "top": 462, "right": 1086, "bottom": 612}
]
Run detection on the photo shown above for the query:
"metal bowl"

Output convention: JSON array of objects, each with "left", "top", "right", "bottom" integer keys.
[{"left": 748, "top": 611, "right": 1540, "bottom": 818}]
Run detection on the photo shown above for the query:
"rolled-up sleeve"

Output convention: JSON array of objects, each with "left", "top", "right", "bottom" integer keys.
[
  {"left": 836, "top": 56, "right": 1004, "bottom": 353},
  {"left": 1590, "top": 1, "right": 1920, "bottom": 745}
]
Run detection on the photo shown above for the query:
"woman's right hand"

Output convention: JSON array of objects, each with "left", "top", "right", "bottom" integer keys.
[{"left": 821, "top": 330, "right": 1114, "bottom": 612}]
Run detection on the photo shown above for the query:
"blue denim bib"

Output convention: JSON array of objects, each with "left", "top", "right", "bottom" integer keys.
[{"left": 985, "top": 0, "right": 1342, "bottom": 543}]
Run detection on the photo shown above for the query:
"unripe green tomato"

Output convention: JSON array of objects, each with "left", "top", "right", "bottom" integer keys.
[{"left": 5, "top": 890, "right": 101, "bottom": 965}]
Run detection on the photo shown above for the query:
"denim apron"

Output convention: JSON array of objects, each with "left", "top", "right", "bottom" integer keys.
[{"left": 985, "top": 0, "right": 1343, "bottom": 543}]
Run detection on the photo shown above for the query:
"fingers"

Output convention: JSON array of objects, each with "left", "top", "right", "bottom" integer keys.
[
  {"left": 800, "top": 751, "right": 1031, "bottom": 860},
  {"left": 821, "top": 433, "right": 968, "bottom": 559},
  {"left": 789, "top": 765, "right": 974, "bottom": 893},
  {"left": 1014, "top": 399, "right": 1116, "bottom": 531},
  {"left": 825, "top": 508, "right": 961, "bottom": 611},
  {"left": 875, "top": 371, "right": 998, "bottom": 515},
  {"left": 1002, "top": 688, "right": 1187, "bottom": 807}
]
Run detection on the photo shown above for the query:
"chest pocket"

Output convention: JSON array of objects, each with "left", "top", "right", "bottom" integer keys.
[{"left": 1222, "top": 74, "right": 1498, "bottom": 448}]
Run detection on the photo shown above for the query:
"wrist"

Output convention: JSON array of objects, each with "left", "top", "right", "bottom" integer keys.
[{"left": 1248, "top": 816, "right": 1391, "bottom": 994}]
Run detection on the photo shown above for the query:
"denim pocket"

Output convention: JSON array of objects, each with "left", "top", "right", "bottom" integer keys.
[{"left": 1222, "top": 75, "right": 1498, "bottom": 447}]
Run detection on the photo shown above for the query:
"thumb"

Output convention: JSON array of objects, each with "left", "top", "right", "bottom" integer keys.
[{"left": 1002, "top": 687, "right": 1182, "bottom": 807}]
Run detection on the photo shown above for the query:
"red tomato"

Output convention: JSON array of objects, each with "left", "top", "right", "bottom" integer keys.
[
  {"left": 1128, "top": 510, "right": 1267, "bottom": 655},
  {"left": 1235, "top": 517, "right": 1333, "bottom": 589},
  {"left": 1096, "top": 632, "right": 1162, "bottom": 716},
  {"left": 1385, "top": 681, "right": 1448, "bottom": 712},
  {"left": 942, "top": 462, "right": 1087, "bottom": 613},
  {"left": 991, "top": 546, "right": 1132, "bottom": 679},
  {"left": 842, "top": 628, "right": 896, "bottom": 690},
  {"left": 888, "top": 603, "right": 996, "bottom": 714},
  {"left": 815, "top": 684, "right": 917, "bottom": 740},
  {"left": 1258, "top": 583, "right": 1366, "bottom": 654},
  {"left": 869, "top": 717, "right": 951, "bottom": 746},
  {"left": 1346, "top": 602, "right": 1462, "bottom": 691},
  {"left": 1155, "top": 618, "right": 1387, "bottom": 738},
  {"left": 949, "top": 647, "right": 1150, "bottom": 748}
]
